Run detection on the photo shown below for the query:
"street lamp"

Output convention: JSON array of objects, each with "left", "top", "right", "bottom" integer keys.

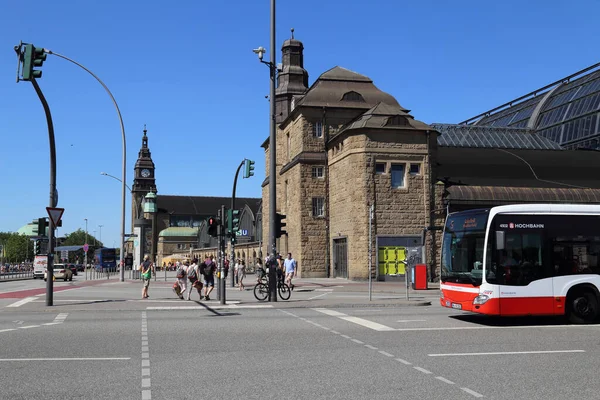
[
  {"left": 253, "top": 0, "right": 278, "bottom": 302},
  {"left": 98, "top": 225, "right": 103, "bottom": 245},
  {"left": 84, "top": 218, "right": 88, "bottom": 279},
  {"left": 100, "top": 172, "right": 139, "bottom": 219}
]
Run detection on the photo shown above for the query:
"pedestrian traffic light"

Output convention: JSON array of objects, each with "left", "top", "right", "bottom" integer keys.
[
  {"left": 22, "top": 44, "right": 47, "bottom": 81},
  {"left": 275, "top": 213, "right": 286, "bottom": 238},
  {"left": 37, "top": 217, "right": 48, "bottom": 237},
  {"left": 243, "top": 159, "right": 255, "bottom": 178},
  {"left": 208, "top": 217, "right": 219, "bottom": 237},
  {"left": 227, "top": 209, "right": 241, "bottom": 236}
]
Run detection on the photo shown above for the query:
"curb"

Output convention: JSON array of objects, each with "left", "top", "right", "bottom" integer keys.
[{"left": 263, "top": 300, "right": 432, "bottom": 309}]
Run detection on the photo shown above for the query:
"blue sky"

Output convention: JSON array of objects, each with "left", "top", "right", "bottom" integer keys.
[{"left": 1, "top": 0, "right": 599, "bottom": 249}]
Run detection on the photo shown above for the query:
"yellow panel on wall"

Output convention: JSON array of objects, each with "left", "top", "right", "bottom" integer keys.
[{"left": 378, "top": 246, "right": 407, "bottom": 275}]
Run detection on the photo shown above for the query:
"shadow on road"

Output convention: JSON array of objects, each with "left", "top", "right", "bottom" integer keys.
[{"left": 450, "top": 314, "right": 573, "bottom": 327}]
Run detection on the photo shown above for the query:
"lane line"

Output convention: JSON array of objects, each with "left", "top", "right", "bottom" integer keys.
[
  {"left": 141, "top": 311, "right": 151, "bottom": 400},
  {"left": 19, "top": 325, "right": 40, "bottom": 329},
  {"left": 6, "top": 297, "right": 37, "bottom": 308},
  {"left": 397, "top": 320, "right": 427, "bottom": 323},
  {"left": 145, "top": 305, "right": 273, "bottom": 310},
  {"left": 0, "top": 358, "right": 130, "bottom": 361},
  {"left": 395, "top": 358, "right": 412, "bottom": 365},
  {"left": 308, "top": 292, "right": 330, "bottom": 300},
  {"left": 351, "top": 339, "right": 364, "bottom": 344},
  {"left": 340, "top": 334, "right": 351, "bottom": 339},
  {"left": 312, "top": 308, "right": 395, "bottom": 331},
  {"left": 436, "top": 376, "right": 455, "bottom": 385},
  {"left": 0, "top": 328, "right": 17, "bottom": 333},
  {"left": 413, "top": 367, "right": 432, "bottom": 374},
  {"left": 330, "top": 330, "right": 340, "bottom": 335},
  {"left": 428, "top": 349, "right": 585, "bottom": 357},
  {"left": 365, "top": 345, "right": 378, "bottom": 350},
  {"left": 461, "top": 387, "right": 484, "bottom": 398},
  {"left": 379, "top": 351, "right": 394, "bottom": 357}
]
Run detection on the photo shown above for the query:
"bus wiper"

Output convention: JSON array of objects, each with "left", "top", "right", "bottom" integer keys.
[{"left": 457, "top": 272, "right": 478, "bottom": 286}]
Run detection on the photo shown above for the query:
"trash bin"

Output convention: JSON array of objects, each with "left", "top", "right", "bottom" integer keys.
[{"left": 412, "top": 263, "right": 427, "bottom": 290}]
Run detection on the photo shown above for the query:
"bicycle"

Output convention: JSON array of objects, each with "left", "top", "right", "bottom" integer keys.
[{"left": 254, "top": 270, "right": 291, "bottom": 301}]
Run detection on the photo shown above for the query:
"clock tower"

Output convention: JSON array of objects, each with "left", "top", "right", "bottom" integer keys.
[{"left": 132, "top": 126, "right": 157, "bottom": 227}]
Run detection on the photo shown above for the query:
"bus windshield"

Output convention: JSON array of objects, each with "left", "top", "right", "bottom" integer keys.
[{"left": 441, "top": 210, "right": 489, "bottom": 286}]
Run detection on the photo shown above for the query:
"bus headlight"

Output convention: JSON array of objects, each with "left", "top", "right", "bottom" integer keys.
[{"left": 473, "top": 294, "right": 489, "bottom": 305}]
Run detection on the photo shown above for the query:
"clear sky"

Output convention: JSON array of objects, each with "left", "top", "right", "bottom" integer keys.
[{"left": 1, "top": 0, "right": 599, "bottom": 249}]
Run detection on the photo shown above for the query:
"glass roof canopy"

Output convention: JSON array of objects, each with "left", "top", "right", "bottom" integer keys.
[{"left": 461, "top": 63, "right": 600, "bottom": 149}]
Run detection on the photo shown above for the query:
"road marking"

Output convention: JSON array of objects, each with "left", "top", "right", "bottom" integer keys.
[
  {"left": 312, "top": 308, "right": 396, "bottom": 331},
  {"left": 6, "top": 297, "right": 37, "bottom": 308},
  {"left": 54, "top": 313, "right": 68, "bottom": 323},
  {"left": 397, "top": 320, "right": 427, "bottom": 323},
  {"left": 141, "top": 311, "right": 151, "bottom": 400},
  {"left": 0, "top": 358, "right": 130, "bottom": 361},
  {"left": 436, "top": 376, "right": 455, "bottom": 385},
  {"left": 330, "top": 330, "right": 340, "bottom": 335},
  {"left": 395, "top": 358, "right": 412, "bottom": 365},
  {"left": 145, "top": 305, "right": 273, "bottom": 310},
  {"left": 351, "top": 339, "right": 364, "bottom": 344},
  {"left": 0, "top": 328, "right": 16, "bottom": 333},
  {"left": 428, "top": 349, "right": 586, "bottom": 357},
  {"left": 365, "top": 345, "right": 378, "bottom": 350},
  {"left": 308, "top": 292, "right": 330, "bottom": 300},
  {"left": 340, "top": 334, "right": 351, "bottom": 339},
  {"left": 314, "top": 289, "right": 335, "bottom": 292},
  {"left": 19, "top": 325, "right": 40, "bottom": 329},
  {"left": 379, "top": 351, "right": 394, "bottom": 357},
  {"left": 461, "top": 387, "right": 484, "bottom": 398},
  {"left": 42, "top": 322, "right": 62, "bottom": 326},
  {"left": 413, "top": 367, "right": 432, "bottom": 374}
]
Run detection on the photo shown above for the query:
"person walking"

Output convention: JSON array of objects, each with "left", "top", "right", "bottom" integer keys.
[
  {"left": 186, "top": 258, "right": 202, "bottom": 301},
  {"left": 175, "top": 261, "right": 187, "bottom": 299},
  {"left": 202, "top": 256, "right": 216, "bottom": 301},
  {"left": 284, "top": 252, "right": 297, "bottom": 290},
  {"left": 139, "top": 255, "right": 155, "bottom": 299},
  {"left": 237, "top": 260, "right": 246, "bottom": 291}
]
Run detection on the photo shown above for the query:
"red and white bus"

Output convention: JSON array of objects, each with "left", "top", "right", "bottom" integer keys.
[{"left": 440, "top": 204, "right": 600, "bottom": 323}]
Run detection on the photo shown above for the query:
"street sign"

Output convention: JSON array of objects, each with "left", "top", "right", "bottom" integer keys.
[
  {"left": 83, "top": 244, "right": 89, "bottom": 252},
  {"left": 61, "top": 250, "right": 68, "bottom": 260},
  {"left": 46, "top": 207, "right": 65, "bottom": 226}
]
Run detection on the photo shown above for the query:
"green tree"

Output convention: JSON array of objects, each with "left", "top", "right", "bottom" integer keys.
[{"left": 5, "top": 233, "right": 31, "bottom": 263}]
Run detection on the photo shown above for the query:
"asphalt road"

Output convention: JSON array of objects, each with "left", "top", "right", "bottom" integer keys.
[{"left": 1, "top": 276, "right": 599, "bottom": 399}]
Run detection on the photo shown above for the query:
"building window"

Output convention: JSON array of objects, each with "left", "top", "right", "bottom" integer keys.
[
  {"left": 375, "top": 163, "right": 386, "bottom": 174},
  {"left": 313, "top": 122, "right": 323, "bottom": 138},
  {"left": 287, "top": 133, "right": 291, "bottom": 161},
  {"left": 176, "top": 244, "right": 187, "bottom": 250},
  {"left": 312, "top": 197, "right": 325, "bottom": 217},
  {"left": 341, "top": 91, "right": 365, "bottom": 102},
  {"left": 409, "top": 163, "right": 421, "bottom": 175},
  {"left": 312, "top": 166, "right": 324, "bottom": 178},
  {"left": 391, "top": 164, "right": 405, "bottom": 188}
]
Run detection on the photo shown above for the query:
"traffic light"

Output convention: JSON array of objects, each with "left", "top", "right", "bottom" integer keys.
[
  {"left": 22, "top": 44, "right": 47, "bottom": 81},
  {"left": 208, "top": 217, "right": 219, "bottom": 237},
  {"left": 37, "top": 217, "right": 47, "bottom": 237},
  {"left": 227, "top": 209, "right": 241, "bottom": 236},
  {"left": 34, "top": 240, "right": 41, "bottom": 256},
  {"left": 275, "top": 213, "right": 286, "bottom": 238},
  {"left": 243, "top": 159, "right": 255, "bottom": 178}
]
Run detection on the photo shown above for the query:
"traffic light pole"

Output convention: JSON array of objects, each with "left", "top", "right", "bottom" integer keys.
[
  {"left": 267, "top": 0, "right": 278, "bottom": 302},
  {"left": 30, "top": 78, "right": 57, "bottom": 307},
  {"left": 230, "top": 159, "right": 245, "bottom": 288},
  {"left": 219, "top": 205, "right": 227, "bottom": 305}
]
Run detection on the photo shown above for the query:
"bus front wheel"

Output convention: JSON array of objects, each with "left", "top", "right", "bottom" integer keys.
[{"left": 568, "top": 289, "right": 599, "bottom": 324}]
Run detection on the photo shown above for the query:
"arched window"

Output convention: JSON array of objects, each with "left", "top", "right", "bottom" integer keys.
[{"left": 341, "top": 91, "right": 365, "bottom": 102}]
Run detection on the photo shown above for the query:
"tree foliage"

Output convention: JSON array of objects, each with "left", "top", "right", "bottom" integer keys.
[{"left": 0, "top": 233, "right": 32, "bottom": 263}]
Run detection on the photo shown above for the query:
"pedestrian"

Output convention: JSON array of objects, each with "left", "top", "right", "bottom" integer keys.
[
  {"left": 238, "top": 260, "right": 246, "bottom": 291},
  {"left": 255, "top": 258, "right": 265, "bottom": 283},
  {"left": 174, "top": 261, "right": 186, "bottom": 299},
  {"left": 284, "top": 252, "right": 297, "bottom": 290},
  {"left": 139, "top": 255, "right": 154, "bottom": 299},
  {"left": 202, "top": 256, "right": 216, "bottom": 301},
  {"left": 187, "top": 258, "right": 202, "bottom": 301}
]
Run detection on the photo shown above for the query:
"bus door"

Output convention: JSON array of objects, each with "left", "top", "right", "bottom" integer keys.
[{"left": 498, "top": 229, "right": 554, "bottom": 316}]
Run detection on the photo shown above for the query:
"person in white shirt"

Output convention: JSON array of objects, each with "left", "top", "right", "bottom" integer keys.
[
  {"left": 175, "top": 261, "right": 187, "bottom": 299},
  {"left": 186, "top": 258, "right": 202, "bottom": 301},
  {"left": 283, "top": 253, "right": 297, "bottom": 289}
]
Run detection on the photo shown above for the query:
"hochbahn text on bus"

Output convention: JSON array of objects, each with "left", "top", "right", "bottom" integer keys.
[{"left": 440, "top": 204, "right": 600, "bottom": 324}]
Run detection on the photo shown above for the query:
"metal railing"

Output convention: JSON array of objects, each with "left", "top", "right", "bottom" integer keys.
[{"left": 0, "top": 268, "right": 34, "bottom": 281}]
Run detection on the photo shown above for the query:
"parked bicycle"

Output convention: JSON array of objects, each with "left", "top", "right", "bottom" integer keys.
[{"left": 254, "top": 268, "right": 291, "bottom": 301}]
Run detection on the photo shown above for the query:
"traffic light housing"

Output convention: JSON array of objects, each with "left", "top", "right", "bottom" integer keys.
[
  {"left": 208, "top": 217, "right": 219, "bottom": 237},
  {"left": 227, "top": 209, "right": 241, "bottom": 236},
  {"left": 22, "top": 44, "right": 47, "bottom": 81},
  {"left": 275, "top": 213, "right": 286, "bottom": 238},
  {"left": 33, "top": 240, "right": 41, "bottom": 255},
  {"left": 243, "top": 159, "right": 255, "bottom": 178},
  {"left": 37, "top": 217, "right": 47, "bottom": 237}
]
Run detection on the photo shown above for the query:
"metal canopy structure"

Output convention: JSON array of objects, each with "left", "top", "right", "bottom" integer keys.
[
  {"left": 459, "top": 62, "right": 600, "bottom": 149},
  {"left": 54, "top": 245, "right": 84, "bottom": 252},
  {"left": 433, "top": 124, "right": 562, "bottom": 150}
]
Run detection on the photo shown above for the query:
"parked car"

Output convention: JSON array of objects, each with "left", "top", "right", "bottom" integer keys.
[
  {"left": 76, "top": 264, "right": 85, "bottom": 272},
  {"left": 44, "top": 263, "right": 73, "bottom": 281}
]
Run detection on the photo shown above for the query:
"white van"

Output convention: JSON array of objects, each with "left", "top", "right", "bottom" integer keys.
[{"left": 33, "top": 255, "right": 48, "bottom": 279}]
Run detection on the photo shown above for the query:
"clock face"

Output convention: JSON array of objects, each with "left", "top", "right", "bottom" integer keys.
[{"left": 141, "top": 169, "right": 151, "bottom": 178}]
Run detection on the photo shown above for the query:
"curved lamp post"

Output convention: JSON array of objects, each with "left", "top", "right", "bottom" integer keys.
[{"left": 44, "top": 50, "right": 127, "bottom": 283}]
